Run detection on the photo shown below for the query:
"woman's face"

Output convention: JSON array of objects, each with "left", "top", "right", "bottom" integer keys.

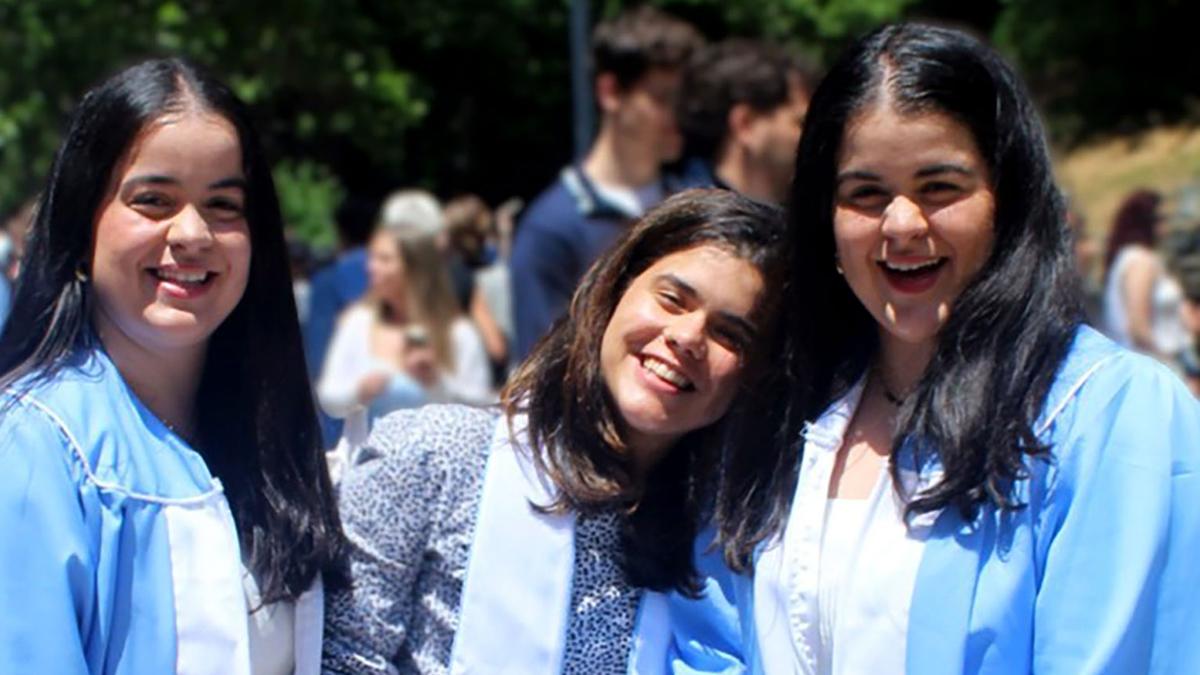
[
  {"left": 833, "top": 104, "right": 996, "bottom": 351},
  {"left": 367, "top": 231, "right": 406, "bottom": 301},
  {"left": 90, "top": 112, "right": 250, "bottom": 357},
  {"left": 599, "top": 243, "right": 764, "bottom": 455}
]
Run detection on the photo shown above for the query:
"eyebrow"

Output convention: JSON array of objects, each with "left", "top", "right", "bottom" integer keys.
[
  {"left": 836, "top": 163, "right": 977, "bottom": 185},
  {"left": 914, "top": 163, "right": 975, "bottom": 178},
  {"left": 657, "top": 273, "right": 759, "bottom": 338},
  {"left": 122, "top": 174, "right": 247, "bottom": 190}
]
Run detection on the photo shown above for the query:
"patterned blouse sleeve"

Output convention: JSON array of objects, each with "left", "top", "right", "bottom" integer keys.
[{"left": 321, "top": 410, "right": 446, "bottom": 674}]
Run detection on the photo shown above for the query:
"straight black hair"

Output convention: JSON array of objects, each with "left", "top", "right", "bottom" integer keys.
[
  {"left": 0, "top": 58, "right": 346, "bottom": 601},
  {"left": 715, "top": 23, "right": 1083, "bottom": 569}
]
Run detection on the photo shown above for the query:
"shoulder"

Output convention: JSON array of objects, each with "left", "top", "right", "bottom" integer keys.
[
  {"left": 363, "top": 404, "right": 499, "bottom": 473},
  {"left": 1044, "top": 326, "right": 1199, "bottom": 475},
  {"left": 517, "top": 173, "right": 581, "bottom": 236},
  {"left": 0, "top": 395, "right": 80, "bottom": 483},
  {"left": 450, "top": 317, "right": 484, "bottom": 344},
  {"left": 342, "top": 404, "right": 499, "bottom": 515},
  {"left": 335, "top": 303, "right": 374, "bottom": 330}
]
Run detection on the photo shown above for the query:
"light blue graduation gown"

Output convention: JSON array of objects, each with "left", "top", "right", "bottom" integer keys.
[
  {"left": 0, "top": 348, "right": 252, "bottom": 674},
  {"left": 669, "top": 326, "right": 1200, "bottom": 674}
]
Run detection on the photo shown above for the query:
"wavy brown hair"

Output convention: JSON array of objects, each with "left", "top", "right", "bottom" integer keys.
[{"left": 500, "top": 188, "right": 785, "bottom": 595}]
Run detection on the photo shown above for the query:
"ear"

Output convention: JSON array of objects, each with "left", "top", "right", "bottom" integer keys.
[
  {"left": 595, "top": 72, "right": 623, "bottom": 113},
  {"left": 728, "top": 103, "right": 758, "bottom": 145}
]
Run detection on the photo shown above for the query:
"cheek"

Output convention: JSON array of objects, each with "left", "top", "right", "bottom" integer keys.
[
  {"left": 833, "top": 211, "right": 877, "bottom": 268},
  {"left": 704, "top": 352, "right": 745, "bottom": 411}
]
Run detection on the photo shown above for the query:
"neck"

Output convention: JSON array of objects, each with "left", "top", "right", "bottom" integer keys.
[
  {"left": 623, "top": 428, "right": 677, "bottom": 485},
  {"left": 582, "top": 122, "right": 660, "bottom": 190},
  {"left": 876, "top": 332, "right": 936, "bottom": 401},
  {"left": 94, "top": 312, "right": 206, "bottom": 439},
  {"left": 715, "top": 149, "right": 781, "bottom": 204},
  {"left": 381, "top": 295, "right": 409, "bottom": 323}
]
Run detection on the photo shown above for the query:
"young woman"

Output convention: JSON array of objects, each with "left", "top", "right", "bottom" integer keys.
[
  {"left": 711, "top": 24, "right": 1200, "bottom": 674},
  {"left": 0, "top": 59, "right": 345, "bottom": 673},
  {"left": 1101, "top": 189, "right": 1188, "bottom": 361},
  {"left": 318, "top": 189, "right": 492, "bottom": 474},
  {"left": 322, "top": 189, "right": 785, "bottom": 673}
]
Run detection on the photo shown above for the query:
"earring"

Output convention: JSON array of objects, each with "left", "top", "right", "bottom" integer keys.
[
  {"left": 74, "top": 264, "right": 89, "bottom": 283},
  {"left": 834, "top": 254, "right": 844, "bottom": 276}
]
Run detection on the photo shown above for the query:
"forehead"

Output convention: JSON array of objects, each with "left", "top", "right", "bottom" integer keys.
[
  {"left": 838, "top": 103, "right": 984, "bottom": 170},
  {"left": 635, "top": 243, "right": 764, "bottom": 305},
  {"left": 116, "top": 112, "right": 243, "bottom": 179}
]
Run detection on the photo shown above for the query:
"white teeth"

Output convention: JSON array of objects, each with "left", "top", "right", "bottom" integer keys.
[
  {"left": 882, "top": 259, "right": 942, "bottom": 272},
  {"left": 154, "top": 269, "right": 209, "bottom": 284},
  {"left": 642, "top": 356, "right": 693, "bottom": 389}
]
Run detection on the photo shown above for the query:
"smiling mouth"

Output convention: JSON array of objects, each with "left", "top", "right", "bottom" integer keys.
[
  {"left": 877, "top": 258, "right": 946, "bottom": 293},
  {"left": 640, "top": 355, "right": 695, "bottom": 391},
  {"left": 149, "top": 267, "right": 217, "bottom": 287}
]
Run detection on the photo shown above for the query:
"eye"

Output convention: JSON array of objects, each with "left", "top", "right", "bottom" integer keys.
[
  {"left": 657, "top": 289, "right": 684, "bottom": 312},
  {"left": 206, "top": 196, "right": 245, "bottom": 220},
  {"left": 130, "top": 191, "right": 174, "bottom": 213},
  {"left": 709, "top": 324, "right": 750, "bottom": 354},
  {"left": 919, "top": 181, "right": 965, "bottom": 204},
  {"left": 840, "top": 184, "right": 890, "bottom": 211}
]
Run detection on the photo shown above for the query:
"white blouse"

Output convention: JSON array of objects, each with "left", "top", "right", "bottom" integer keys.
[
  {"left": 317, "top": 304, "right": 494, "bottom": 475},
  {"left": 754, "top": 380, "right": 939, "bottom": 675}
]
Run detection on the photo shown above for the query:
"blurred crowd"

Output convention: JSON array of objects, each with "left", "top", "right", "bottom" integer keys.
[{"left": 1, "top": 6, "right": 1197, "bottom": 468}]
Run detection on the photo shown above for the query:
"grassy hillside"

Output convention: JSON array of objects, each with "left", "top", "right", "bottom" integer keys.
[{"left": 1056, "top": 126, "right": 1200, "bottom": 240}]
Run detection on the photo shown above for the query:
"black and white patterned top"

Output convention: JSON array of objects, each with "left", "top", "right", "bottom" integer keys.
[{"left": 321, "top": 404, "right": 644, "bottom": 675}]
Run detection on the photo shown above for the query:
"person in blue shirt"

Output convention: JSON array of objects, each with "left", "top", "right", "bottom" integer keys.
[
  {"left": 698, "top": 23, "right": 1200, "bottom": 674},
  {"left": 0, "top": 58, "right": 345, "bottom": 673},
  {"left": 510, "top": 6, "right": 702, "bottom": 360},
  {"left": 303, "top": 195, "right": 377, "bottom": 446}
]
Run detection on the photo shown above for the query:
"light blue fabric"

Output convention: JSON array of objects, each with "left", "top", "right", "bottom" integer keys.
[
  {"left": 0, "top": 348, "right": 225, "bottom": 674},
  {"left": 667, "top": 527, "right": 747, "bottom": 674},
  {"left": 905, "top": 326, "right": 1200, "bottom": 674},
  {"left": 680, "top": 325, "right": 1200, "bottom": 674},
  {"left": 0, "top": 275, "right": 11, "bottom": 332}
]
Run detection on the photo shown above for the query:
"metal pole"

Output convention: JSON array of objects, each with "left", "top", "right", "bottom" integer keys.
[{"left": 569, "top": 0, "right": 594, "bottom": 160}]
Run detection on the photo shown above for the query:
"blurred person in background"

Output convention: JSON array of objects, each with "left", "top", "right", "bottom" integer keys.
[
  {"left": 304, "top": 194, "right": 378, "bottom": 445},
  {"left": 1166, "top": 226, "right": 1200, "bottom": 396},
  {"left": 677, "top": 38, "right": 816, "bottom": 204},
  {"left": 510, "top": 6, "right": 703, "bottom": 360},
  {"left": 318, "top": 189, "right": 491, "bottom": 478},
  {"left": 0, "top": 198, "right": 36, "bottom": 330},
  {"left": 1066, "top": 201, "right": 1102, "bottom": 324},
  {"left": 1101, "top": 189, "right": 1188, "bottom": 361},
  {"left": 287, "top": 235, "right": 316, "bottom": 325},
  {"left": 0, "top": 58, "right": 345, "bottom": 673},
  {"left": 444, "top": 194, "right": 511, "bottom": 380}
]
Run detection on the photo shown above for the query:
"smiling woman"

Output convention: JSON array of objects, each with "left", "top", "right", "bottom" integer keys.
[
  {"left": 709, "top": 23, "right": 1200, "bottom": 675},
  {"left": 322, "top": 189, "right": 786, "bottom": 674},
  {"left": 0, "top": 59, "right": 344, "bottom": 673}
]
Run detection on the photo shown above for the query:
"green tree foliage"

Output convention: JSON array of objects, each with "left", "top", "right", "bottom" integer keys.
[
  {"left": 1, "top": 0, "right": 1193, "bottom": 237},
  {"left": 992, "top": 0, "right": 1200, "bottom": 143}
]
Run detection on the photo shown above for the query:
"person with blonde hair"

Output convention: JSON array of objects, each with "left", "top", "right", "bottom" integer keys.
[{"left": 318, "top": 190, "right": 492, "bottom": 475}]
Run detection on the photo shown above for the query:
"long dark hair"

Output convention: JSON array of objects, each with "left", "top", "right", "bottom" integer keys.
[
  {"left": 0, "top": 58, "right": 346, "bottom": 602},
  {"left": 716, "top": 23, "right": 1083, "bottom": 569},
  {"left": 501, "top": 188, "right": 785, "bottom": 595}
]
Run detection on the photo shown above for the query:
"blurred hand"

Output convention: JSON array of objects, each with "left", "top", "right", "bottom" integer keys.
[
  {"left": 357, "top": 371, "right": 390, "bottom": 405},
  {"left": 402, "top": 342, "right": 438, "bottom": 388}
]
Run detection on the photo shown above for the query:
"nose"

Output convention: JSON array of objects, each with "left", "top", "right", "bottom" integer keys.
[
  {"left": 665, "top": 311, "right": 707, "bottom": 360},
  {"left": 166, "top": 205, "right": 214, "bottom": 251},
  {"left": 880, "top": 195, "right": 929, "bottom": 242}
]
